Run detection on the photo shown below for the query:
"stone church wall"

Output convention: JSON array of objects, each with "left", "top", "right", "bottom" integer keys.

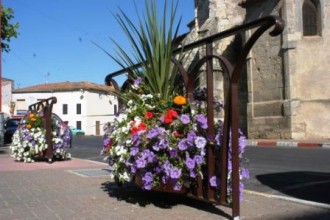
[{"left": 183, "top": 0, "right": 330, "bottom": 139}]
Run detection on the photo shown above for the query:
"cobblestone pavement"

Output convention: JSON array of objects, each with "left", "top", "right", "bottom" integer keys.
[{"left": 0, "top": 148, "right": 329, "bottom": 220}]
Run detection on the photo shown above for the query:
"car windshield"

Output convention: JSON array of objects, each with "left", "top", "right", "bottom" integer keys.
[{"left": 6, "top": 119, "right": 20, "bottom": 128}]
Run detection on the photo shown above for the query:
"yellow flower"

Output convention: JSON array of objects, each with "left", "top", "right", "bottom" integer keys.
[
  {"left": 26, "top": 124, "right": 32, "bottom": 129},
  {"left": 173, "top": 95, "right": 187, "bottom": 105}
]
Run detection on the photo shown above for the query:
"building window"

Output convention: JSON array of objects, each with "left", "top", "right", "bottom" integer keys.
[
  {"left": 76, "top": 121, "right": 81, "bottom": 130},
  {"left": 303, "top": 0, "right": 321, "bottom": 36},
  {"left": 114, "top": 104, "right": 117, "bottom": 115},
  {"left": 63, "top": 104, "right": 68, "bottom": 115},
  {"left": 76, "top": 103, "right": 81, "bottom": 115}
]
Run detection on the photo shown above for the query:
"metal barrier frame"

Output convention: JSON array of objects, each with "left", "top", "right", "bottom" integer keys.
[{"left": 105, "top": 16, "right": 285, "bottom": 219}]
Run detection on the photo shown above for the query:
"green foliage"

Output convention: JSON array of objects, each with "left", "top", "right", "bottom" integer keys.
[
  {"left": 110, "top": 0, "right": 183, "bottom": 100},
  {"left": 1, "top": 6, "right": 20, "bottom": 53}
]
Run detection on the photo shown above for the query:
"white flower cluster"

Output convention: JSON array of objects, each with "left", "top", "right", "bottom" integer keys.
[{"left": 10, "top": 127, "right": 47, "bottom": 163}]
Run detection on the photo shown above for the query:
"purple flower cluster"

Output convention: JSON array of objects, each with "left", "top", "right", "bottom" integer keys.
[{"left": 118, "top": 113, "right": 210, "bottom": 191}]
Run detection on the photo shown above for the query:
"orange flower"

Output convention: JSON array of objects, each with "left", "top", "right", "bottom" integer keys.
[
  {"left": 173, "top": 95, "right": 187, "bottom": 105},
  {"left": 29, "top": 113, "right": 35, "bottom": 119},
  {"left": 26, "top": 124, "right": 32, "bottom": 129},
  {"left": 31, "top": 117, "right": 37, "bottom": 122}
]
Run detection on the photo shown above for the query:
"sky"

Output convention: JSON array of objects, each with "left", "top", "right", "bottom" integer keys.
[{"left": 2, "top": 0, "right": 194, "bottom": 89}]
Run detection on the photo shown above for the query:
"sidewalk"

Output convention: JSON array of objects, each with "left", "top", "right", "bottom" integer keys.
[
  {"left": 247, "top": 139, "right": 330, "bottom": 148},
  {"left": 0, "top": 148, "right": 329, "bottom": 220}
]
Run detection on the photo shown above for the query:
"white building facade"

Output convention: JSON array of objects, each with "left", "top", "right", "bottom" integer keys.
[{"left": 12, "top": 82, "right": 118, "bottom": 136}]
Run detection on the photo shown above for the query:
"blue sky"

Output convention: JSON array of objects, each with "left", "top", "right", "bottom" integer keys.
[{"left": 2, "top": 0, "right": 194, "bottom": 89}]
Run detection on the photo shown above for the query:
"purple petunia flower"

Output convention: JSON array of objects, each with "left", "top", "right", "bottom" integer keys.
[
  {"left": 193, "top": 155, "right": 203, "bottom": 165},
  {"left": 103, "top": 137, "right": 111, "bottom": 146},
  {"left": 147, "top": 128, "right": 158, "bottom": 139},
  {"left": 142, "top": 172, "right": 153, "bottom": 183},
  {"left": 186, "top": 131, "right": 196, "bottom": 143},
  {"left": 132, "top": 134, "right": 141, "bottom": 146},
  {"left": 194, "top": 136, "right": 207, "bottom": 149},
  {"left": 152, "top": 143, "right": 160, "bottom": 151},
  {"left": 135, "top": 157, "right": 146, "bottom": 168},
  {"left": 154, "top": 166, "right": 162, "bottom": 174},
  {"left": 158, "top": 138, "right": 169, "bottom": 149},
  {"left": 173, "top": 180, "right": 182, "bottom": 191},
  {"left": 162, "top": 161, "right": 171, "bottom": 176},
  {"left": 241, "top": 167, "right": 250, "bottom": 179},
  {"left": 169, "top": 149, "right": 178, "bottom": 158},
  {"left": 209, "top": 176, "right": 220, "bottom": 187},
  {"left": 134, "top": 77, "right": 142, "bottom": 86},
  {"left": 180, "top": 114, "right": 190, "bottom": 124},
  {"left": 178, "top": 139, "right": 188, "bottom": 150},
  {"left": 141, "top": 149, "right": 151, "bottom": 159},
  {"left": 147, "top": 151, "right": 156, "bottom": 163},
  {"left": 130, "top": 165, "right": 137, "bottom": 174},
  {"left": 185, "top": 157, "right": 195, "bottom": 170},
  {"left": 196, "top": 114, "right": 208, "bottom": 129},
  {"left": 169, "top": 167, "right": 182, "bottom": 179},
  {"left": 130, "top": 147, "right": 139, "bottom": 156},
  {"left": 190, "top": 170, "right": 197, "bottom": 178},
  {"left": 143, "top": 182, "right": 152, "bottom": 190}
]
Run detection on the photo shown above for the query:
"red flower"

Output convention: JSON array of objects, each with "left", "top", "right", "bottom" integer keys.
[
  {"left": 130, "top": 122, "right": 147, "bottom": 135},
  {"left": 138, "top": 122, "right": 147, "bottom": 130},
  {"left": 172, "top": 131, "right": 180, "bottom": 137},
  {"left": 167, "top": 109, "right": 178, "bottom": 118},
  {"left": 164, "top": 114, "right": 173, "bottom": 124},
  {"left": 130, "top": 127, "right": 139, "bottom": 135},
  {"left": 145, "top": 112, "right": 154, "bottom": 119}
]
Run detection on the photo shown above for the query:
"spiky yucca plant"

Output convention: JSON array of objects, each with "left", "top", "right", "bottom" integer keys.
[{"left": 110, "top": 0, "right": 182, "bottom": 100}]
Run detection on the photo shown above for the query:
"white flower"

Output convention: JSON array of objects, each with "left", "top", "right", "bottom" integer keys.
[
  {"left": 127, "top": 100, "right": 134, "bottom": 106},
  {"left": 145, "top": 104, "right": 155, "bottom": 109},
  {"left": 141, "top": 94, "right": 153, "bottom": 101},
  {"left": 133, "top": 116, "right": 142, "bottom": 124},
  {"left": 114, "top": 145, "right": 127, "bottom": 156},
  {"left": 119, "top": 171, "right": 132, "bottom": 182}
]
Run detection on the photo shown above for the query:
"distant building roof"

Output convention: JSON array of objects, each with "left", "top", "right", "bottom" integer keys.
[{"left": 13, "top": 81, "right": 115, "bottom": 93}]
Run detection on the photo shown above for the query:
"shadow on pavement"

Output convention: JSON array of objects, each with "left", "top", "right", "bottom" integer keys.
[
  {"left": 256, "top": 171, "right": 330, "bottom": 204},
  {"left": 101, "top": 181, "right": 231, "bottom": 219}
]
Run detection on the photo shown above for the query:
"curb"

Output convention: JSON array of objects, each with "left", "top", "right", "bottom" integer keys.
[{"left": 247, "top": 140, "right": 330, "bottom": 148}]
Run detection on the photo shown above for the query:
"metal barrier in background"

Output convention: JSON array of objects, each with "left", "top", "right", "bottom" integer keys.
[{"left": 28, "top": 97, "right": 57, "bottom": 162}]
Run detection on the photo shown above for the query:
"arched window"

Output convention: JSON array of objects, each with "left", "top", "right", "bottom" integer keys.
[{"left": 303, "top": 0, "right": 321, "bottom": 36}]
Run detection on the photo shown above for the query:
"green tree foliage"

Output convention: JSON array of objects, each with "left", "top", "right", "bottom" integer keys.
[{"left": 1, "top": 6, "right": 19, "bottom": 52}]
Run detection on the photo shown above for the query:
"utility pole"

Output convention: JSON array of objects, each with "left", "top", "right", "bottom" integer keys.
[
  {"left": 0, "top": 0, "right": 3, "bottom": 147},
  {"left": 0, "top": 0, "right": 2, "bottom": 112}
]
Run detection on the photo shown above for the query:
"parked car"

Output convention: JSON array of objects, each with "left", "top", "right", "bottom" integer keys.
[
  {"left": 69, "top": 126, "right": 85, "bottom": 136},
  {"left": 4, "top": 118, "right": 22, "bottom": 144}
]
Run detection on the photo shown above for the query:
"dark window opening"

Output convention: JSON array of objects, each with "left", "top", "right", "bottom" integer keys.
[
  {"left": 114, "top": 104, "right": 117, "bottom": 115},
  {"left": 303, "top": 0, "right": 321, "bottom": 36},
  {"left": 76, "top": 121, "right": 81, "bottom": 130},
  {"left": 76, "top": 103, "right": 81, "bottom": 115},
  {"left": 63, "top": 104, "right": 68, "bottom": 115}
]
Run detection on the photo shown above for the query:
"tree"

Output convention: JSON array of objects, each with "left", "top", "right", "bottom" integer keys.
[{"left": 1, "top": 5, "right": 19, "bottom": 53}]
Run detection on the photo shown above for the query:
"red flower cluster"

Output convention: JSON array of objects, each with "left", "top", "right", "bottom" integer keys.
[
  {"left": 130, "top": 121, "right": 147, "bottom": 135},
  {"left": 163, "top": 109, "right": 178, "bottom": 124}
]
